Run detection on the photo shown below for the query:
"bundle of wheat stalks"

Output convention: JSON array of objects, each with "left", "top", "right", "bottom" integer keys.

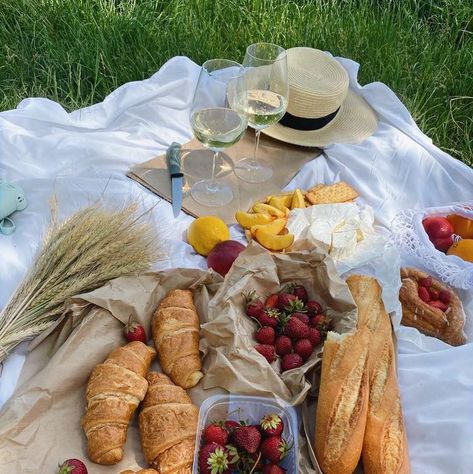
[{"left": 0, "top": 201, "right": 159, "bottom": 363}]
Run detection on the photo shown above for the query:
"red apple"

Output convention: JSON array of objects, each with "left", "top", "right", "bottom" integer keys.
[
  {"left": 422, "top": 216, "right": 454, "bottom": 239},
  {"left": 430, "top": 235, "right": 454, "bottom": 253},
  {"left": 207, "top": 240, "right": 246, "bottom": 276},
  {"left": 422, "top": 216, "right": 454, "bottom": 252}
]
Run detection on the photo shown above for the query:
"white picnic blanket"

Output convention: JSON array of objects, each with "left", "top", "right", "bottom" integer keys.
[{"left": 1, "top": 55, "right": 472, "bottom": 473}]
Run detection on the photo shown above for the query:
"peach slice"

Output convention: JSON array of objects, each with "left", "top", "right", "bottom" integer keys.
[
  {"left": 267, "top": 193, "right": 293, "bottom": 208},
  {"left": 291, "top": 189, "right": 306, "bottom": 209},
  {"left": 255, "top": 228, "right": 294, "bottom": 251},
  {"left": 250, "top": 218, "right": 287, "bottom": 236},
  {"left": 268, "top": 196, "right": 291, "bottom": 216},
  {"left": 252, "top": 203, "right": 286, "bottom": 218},
  {"left": 235, "top": 211, "right": 274, "bottom": 229}
]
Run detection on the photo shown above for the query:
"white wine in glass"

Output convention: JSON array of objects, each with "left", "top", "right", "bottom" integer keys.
[
  {"left": 189, "top": 59, "right": 248, "bottom": 207},
  {"left": 235, "top": 43, "right": 289, "bottom": 183}
]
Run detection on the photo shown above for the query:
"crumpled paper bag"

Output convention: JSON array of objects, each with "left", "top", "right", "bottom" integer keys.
[
  {"left": 202, "top": 242, "right": 357, "bottom": 405},
  {"left": 0, "top": 245, "right": 357, "bottom": 474}
]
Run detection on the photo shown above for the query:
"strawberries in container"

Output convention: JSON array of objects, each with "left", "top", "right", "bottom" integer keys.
[
  {"left": 193, "top": 395, "right": 298, "bottom": 474},
  {"left": 243, "top": 283, "right": 332, "bottom": 373}
]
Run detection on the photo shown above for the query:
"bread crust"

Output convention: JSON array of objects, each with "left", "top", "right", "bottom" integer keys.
[
  {"left": 82, "top": 341, "right": 156, "bottom": 465},
  {"left": 347, "top": 275, "right": 410, "bottom": 474},
  {"left": 152, "top": 289, "right": 203, "bottom": 389},
  {"left": 139, "top": 372, "right": 197, "bottom": 472},
  {"left": 399, "top": 268, "right": 466, "bottom": 346},
  {"left": 315, "top": 330, "right": 370, "bottom": 474}
]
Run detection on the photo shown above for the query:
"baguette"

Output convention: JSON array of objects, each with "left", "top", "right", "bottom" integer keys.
[
  {"left": 314, "top": 330, "right": 370, "bottom": 474},
  {"left": 347, "top": 275, "right": 410, "bottom": 474}
]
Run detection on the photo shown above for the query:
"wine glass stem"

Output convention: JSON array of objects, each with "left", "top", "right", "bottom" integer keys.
[
  {"left": 208, "top": 150, "right": 218, "bottom": 192},
  {"left": 252, "top": 129, "right": 262, "bottom": 167}
]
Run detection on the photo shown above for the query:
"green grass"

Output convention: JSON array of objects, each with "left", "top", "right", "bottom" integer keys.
[{"left": 0, "top": 0, "right": 472, "bottom": 165}]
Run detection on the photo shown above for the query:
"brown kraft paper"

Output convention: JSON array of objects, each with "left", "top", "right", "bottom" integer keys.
[
  {"left": 127, "top": 129, "right": 320, "bottom": 224},
  {"left": 0, "top": 244, "right": 357, "bottom": 474}
]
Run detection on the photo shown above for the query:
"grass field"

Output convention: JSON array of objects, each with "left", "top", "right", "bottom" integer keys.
[{"left": 0, "top": 0, "right": 472, "bottom": 165}]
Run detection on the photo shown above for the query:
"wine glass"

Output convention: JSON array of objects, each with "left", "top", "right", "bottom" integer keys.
[
  {"left": 234, "top": 43, "right": 289, "bottom": 183},
  {"left": 189, "top": 59, "right": 248, "bottom": 207}
]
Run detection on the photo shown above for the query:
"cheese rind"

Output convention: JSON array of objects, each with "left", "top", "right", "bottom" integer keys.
[{"left": 306, "top": 203, "right": 373, "bottom": 259}]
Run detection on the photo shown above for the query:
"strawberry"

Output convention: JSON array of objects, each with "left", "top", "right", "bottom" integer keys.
[
  {"left": 225, "top": 443, "right": 240, "bottom": 465},
  {"left": 258, "top": 309, "right": 280, "bottom": 328},
  {"left": 204, "top": 423, "right": 229, "bottom": 445},
  {"left": 224, "top": 420, "right": 241, "bottom": 433},
  {"left": 294, "top": 338, "right": 313, "bottom": 361},
  {"left": 292, "top": 312, "right": 310, "bottom": 325},
  {"left": 419, "top": 276, "right": 433, "bottom": 288},
  {"left": 429, "top": 300, "right": 448, "bottom": 312},
  {"left": 275, "top": 335, "right": 293, "bottom": 356},
  {"left": 283, "top": 282, "right": 308, "bottom": 304},
  {"left": 284, "top": 317, "right": 309, "bottom": 339},
  {"left": 429, "top": 288, "right": 439, "bottom": 300},
  {"left": 292, "top": 284, "right": 308, "bottom": 304},
  {"left": 418, "top": 286, "right": 431, "bottom": 303},
  {"left": 308, "top": 327, "right": 322, "bottom": 346},
  {"left": 307, "top": 300, "right": 323, "bottom": 315},
  {"left": 260, "top": 436, "right": 291, "bottom": 463},
  {"left": 281, "top": 296, "right": 305, "bottom": 314},
  {"left": 310, "top": 314, "right": 332, "bottom": 337},
  {"left": 277, "top": 292, "right": 297, "bottom": 311},
  {"left": 199, "top": 443, "right": 230, "bottom": 474},
  {"left": 245, "top": 291, "right": 264, "bottom": 318},
  {"left": 260, "top": 413, "right": 284, "bottom": 437},
  {"left": 263, "top": 464, "right": 287, "bottom": 474},
  {"left": 256, "top": 344, "right": 276, "bottom": 363},
  {"left": 256, "top": 326, "right": 276, "bottom": 345},
  {"left": 439, "top": 289, "right": 451, "bottom": 304},
  {"left": 233, "top": 425, "right": 262, "bottom": 454},
  {"left": 281, "top": 353, "right": 303, "bottom": 371},
  {"left": 58, "top": 459, "right": 88, "bottom": 474},
  {"left": 248, "top": 452, "right": 264, "bottom": 471},
  {"left": 123, "top": 315, "right": 147, "bottom": 343},
  {"left": 265, "top": 293, "right": 279, "bottom": 308}
]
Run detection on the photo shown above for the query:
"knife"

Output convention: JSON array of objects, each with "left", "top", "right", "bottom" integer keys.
[{"left": 166, "top": 142, "right": 184, "bottom": 217}]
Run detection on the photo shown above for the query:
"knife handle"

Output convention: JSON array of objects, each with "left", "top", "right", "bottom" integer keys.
[{"left": 167, "top": 142, "right": 183, "bottom": 177}]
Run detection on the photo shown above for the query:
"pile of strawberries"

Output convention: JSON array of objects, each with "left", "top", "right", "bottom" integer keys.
[
  {"left": 244, "top": 283, "right": 331, "bottom": 372},
  {"left": 198, "top": 413, "right": 292, "bottom": 474},
  {"left": 416, "top": 275, "right": 451, "bottom": 312}
]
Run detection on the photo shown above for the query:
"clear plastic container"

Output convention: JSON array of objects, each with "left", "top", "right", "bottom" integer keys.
[{"left": 192, "top": 394, "right": 299, "bottom": 473}]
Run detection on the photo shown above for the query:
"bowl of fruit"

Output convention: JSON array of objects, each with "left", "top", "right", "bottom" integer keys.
[
  {"left": 391, "top": 203, "right": 473, "bottom": 289},
  {"left": 193, "top": 394, "right": 298, "bottom": 474}
]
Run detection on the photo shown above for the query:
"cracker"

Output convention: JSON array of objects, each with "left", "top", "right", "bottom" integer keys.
[{"left": 305, "top": 182, "right": 359, "bottom": 205}]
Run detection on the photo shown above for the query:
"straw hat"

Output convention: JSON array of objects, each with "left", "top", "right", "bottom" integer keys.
[{"left": 262, "top": 47, "right": 378, "bottom": 147}]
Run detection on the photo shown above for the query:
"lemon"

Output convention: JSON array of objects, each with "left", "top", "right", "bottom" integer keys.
[{"left": 187, "top": 216, "right": 230, "bottom": 256}]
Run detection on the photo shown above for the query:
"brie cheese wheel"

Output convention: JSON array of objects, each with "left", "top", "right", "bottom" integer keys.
[{"left": 307, "top": 203, "right": 372, "bottom": 260}]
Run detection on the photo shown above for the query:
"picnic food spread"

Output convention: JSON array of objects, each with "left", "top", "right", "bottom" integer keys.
[{"left": 1, "top": 45, "right": 472, "bottom": 474}]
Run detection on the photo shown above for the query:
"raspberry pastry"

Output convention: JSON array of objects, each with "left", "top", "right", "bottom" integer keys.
[{"left": 399, "top": 268, "right": 466, "bottom": 346}]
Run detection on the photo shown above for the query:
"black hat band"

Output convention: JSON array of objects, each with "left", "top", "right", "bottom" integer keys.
[{"left": 279, "top": 107, "right": 340, "bottom": 131}]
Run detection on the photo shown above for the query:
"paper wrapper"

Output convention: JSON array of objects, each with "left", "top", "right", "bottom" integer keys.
[
  {"left": 0, "top": 245, "right": 357, "bottom": 473},
  {"left": 127, "top": 130, "right": 320, "bottom": 224}
]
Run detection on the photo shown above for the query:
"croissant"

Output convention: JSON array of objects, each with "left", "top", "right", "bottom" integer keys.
[
  {"left": 139, "top": 371, "right": 198, "bottom": 473},
  {"left": 82, "top": 341, "right": 156, "bottom": 465},
  {"left": 399, "top": 267, "right": 466, "bottom": 346},
  {"left": 152, "top": 289, "right": 203, "bottom": 389}
]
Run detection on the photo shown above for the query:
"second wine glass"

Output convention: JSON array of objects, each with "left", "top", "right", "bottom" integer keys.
[{"left": 235, "top": 43, "right": 289, "bottom": 183}]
